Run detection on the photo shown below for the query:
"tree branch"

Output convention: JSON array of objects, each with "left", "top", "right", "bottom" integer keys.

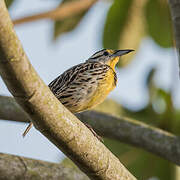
[
  {"left": 0, "top": 95, "right": 30, "bottom": 123},
  {"left": 13, "top": 0, "right": 97, "bottom": 25},
  {"left": 0, "top": 1, "right": 135, "bottom": 180},
  {"left": 1, "top": 96, "right": 180, "bottom": 165},
  {"left": 168, "top": 0, "right": 180, "bottom": 75},
  {"left": 77, "top": 111, "right": 180, "bottom": 166},
  {"left": 0, "top": 153, "right": 89, "bottom": 180}
]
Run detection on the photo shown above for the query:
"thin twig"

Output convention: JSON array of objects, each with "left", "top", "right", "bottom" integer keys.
[
  {"left": 13, "top": 0, "right": 97, "bottom": 25},
  {"left": 0, "top": 153, "right": 89, "bottom": 180}
]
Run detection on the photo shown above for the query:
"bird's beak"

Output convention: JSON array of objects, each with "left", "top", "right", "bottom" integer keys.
[{"left": 111, "top": 49, "right": 134, "bottom": 57}]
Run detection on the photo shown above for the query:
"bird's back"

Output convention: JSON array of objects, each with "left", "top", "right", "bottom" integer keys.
[{"left": 48, "top": 61, "right": 117, "bottom": 113}]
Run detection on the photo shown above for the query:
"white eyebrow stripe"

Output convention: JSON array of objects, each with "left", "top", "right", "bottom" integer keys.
[{"left": 90, "top": 49, "right": 105, "bottom": 59}]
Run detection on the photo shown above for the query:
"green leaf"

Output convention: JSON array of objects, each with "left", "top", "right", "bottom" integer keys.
[
  {"left": 128, "top": 148, "right": 173, "bottom": 180},
  {"left": 103, "top": 0, "right": 133, "bottom": 49},
  {"left": 145, "top": 67, "right": 156, "bottom": 89},
  {"left": 54, "top": 12, "right": 86, "bottom": 39},
  {"left": 5, "top": 0, "right": 14, "bottom": 8},
  {"left": 145, "top": 0, "right": 173, "bottom": 48},
  {"left": 53, "top": 0, "right": 88, "bottom": 39},
  {"left": 104, "top": 138, "right": 174, "bottom": 180}
]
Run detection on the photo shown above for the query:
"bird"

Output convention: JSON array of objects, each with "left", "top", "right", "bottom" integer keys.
[{"left": 23, "top": 49, "right": 134, "bottom": 138}]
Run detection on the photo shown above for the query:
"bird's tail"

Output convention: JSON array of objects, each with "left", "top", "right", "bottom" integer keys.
[{"left": 22, "top": 122, "right": 33, "bottom": 137}]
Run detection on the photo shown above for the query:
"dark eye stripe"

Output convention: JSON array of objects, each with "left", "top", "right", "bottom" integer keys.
[{"left": 103, "top": 51, "right": 109, "bottom": 56}]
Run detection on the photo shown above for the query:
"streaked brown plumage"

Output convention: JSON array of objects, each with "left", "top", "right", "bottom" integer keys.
[
  {"left": 48, "top": 61, "right": 116, "bottom": 113},
  {"left": 23, "top": 49, "right": 133, "bottom": 137}
]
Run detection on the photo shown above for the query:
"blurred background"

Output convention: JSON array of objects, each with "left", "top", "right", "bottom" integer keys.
[{"left": 0, "top": 0, "right": 179, "bottom": 179}]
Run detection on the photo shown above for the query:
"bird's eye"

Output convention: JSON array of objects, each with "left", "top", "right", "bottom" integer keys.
[{"left": 103, "top": 51, "right": 109, "bottom": 56}]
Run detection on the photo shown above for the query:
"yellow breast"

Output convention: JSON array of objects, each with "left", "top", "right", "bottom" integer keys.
[{"left": 83, "top": 68, "right": 117, "bottom": 110}]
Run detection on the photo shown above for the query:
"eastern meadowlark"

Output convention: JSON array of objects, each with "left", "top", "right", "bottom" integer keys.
[{"left": 23, "top": 49, "right": 133, "bottom": 138}]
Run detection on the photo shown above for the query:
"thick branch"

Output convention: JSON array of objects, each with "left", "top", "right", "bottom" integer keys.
[
  {"left": 1, "top": 96, "right": 180, "bottom": 165},
  {"left": 0, "top": 153, "right": 89, "bottom": 180},
  {"left": 0, "top": 95, "right": 30, "bottom": 122},
  {"left": 0, "top": 1, "right": 135, "bottom": 180},
  {"left": 13, "top": 0, "right": 97, "bottom": 25},
  {"left": 168, "top": 0, "right": 180, "bottom": 75},
  {"left": 78, "top": 111, "right": 180, "bottom": 165}
]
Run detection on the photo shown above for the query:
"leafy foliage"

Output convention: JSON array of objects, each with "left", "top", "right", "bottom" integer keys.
[
  {"left": 104, "top": 138, "right": 173, "bottom": 180},
  {"left": 54, "top": 12, "right": 86, "bottom": 39},
  {"left": 53, "top": 0, "right": 89, "bottom": 39},
  {"left": 102, "top": 0, "right": 173, "bottom": 68},
  {"left": 103, "top": 0, "right": 133, "bottom": 49},
  {"left": 145, "top": 0, "right": 173, "bottom": 48}
]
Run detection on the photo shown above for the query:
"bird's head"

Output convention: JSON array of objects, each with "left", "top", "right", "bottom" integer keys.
[{"left": 86, "top": 49, "right": 134, "bottom": 70}]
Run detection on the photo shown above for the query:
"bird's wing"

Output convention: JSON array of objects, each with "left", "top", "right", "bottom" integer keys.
[
  {"left": 48, "top": 62, "right": 110, "bottom": 100},
  {"left": 48, "top": 63, "right": 83, "bottom": 94}
]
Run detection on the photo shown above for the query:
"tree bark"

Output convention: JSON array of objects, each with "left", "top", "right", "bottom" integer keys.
[
  {"left": 0, "top": 1, "right": 136, "bottom": 180},
  {"left": 78, "top": 111, "right": 180, "bottom": 166},
  {"left": 0, "top": 95, "right": 30, "bottom": 123},
  {"left": 0, "top": 153, "right": 89, "bottom": 180},
  {"left": 168, "top": 0, "right": 180, "bottom": 75},
  {"left": 1, "top": 95, "right": 180, "bottom": 165}
]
